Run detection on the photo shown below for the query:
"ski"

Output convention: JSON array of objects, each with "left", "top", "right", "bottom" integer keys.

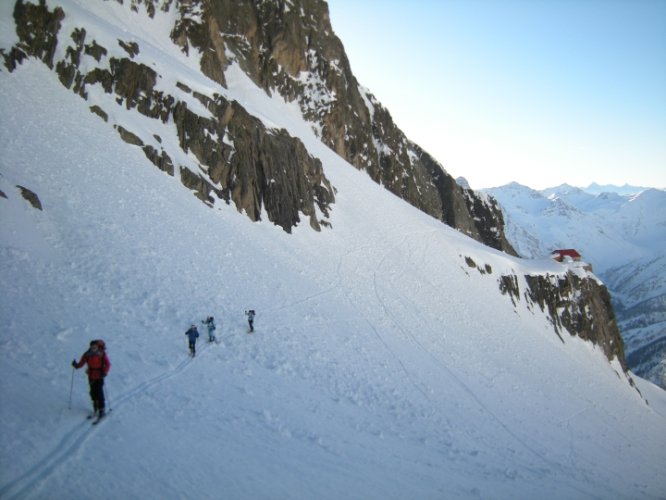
[
  {"left": 91, "top": 409, "right": 111, "bottom": 425},
  {"left": 92, "top": 414, "right": 106, "bottom": 425}
]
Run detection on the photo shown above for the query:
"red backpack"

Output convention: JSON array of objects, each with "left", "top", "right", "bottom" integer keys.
[{"left": 88, "top": 339, "right": 109, "bottom": 378}]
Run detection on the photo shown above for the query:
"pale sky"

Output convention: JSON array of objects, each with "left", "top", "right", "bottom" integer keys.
[{"left": 326, "top": 0, "right": 666, "bottom": 190}]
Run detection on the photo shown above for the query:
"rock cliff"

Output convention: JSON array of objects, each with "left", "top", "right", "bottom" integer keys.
[
  {"left": 499, "top": 268, "right": 627, "bottom": 371},
  {"left": 4, "top": 0, "right": 513, "bottom": 247},
  {"left": 6, "top": 0, "right": 334, "bottom": 232},
  {"left": 171, "top": 0, "right": 516, "bottom": 252}
]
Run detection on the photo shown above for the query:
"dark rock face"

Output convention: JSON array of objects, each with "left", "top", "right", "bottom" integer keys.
[
  {"left": 499, "top": 274, "right": 520, "bottom": 306},
  {"left": 10, "top": 0, "right": 64, "bottom": 69},
  {"left": 3, "top": 0, "right": 512, "bottom": 246},
  {"left": 4, "top": 0, "right": 334, "bottom": 232},
  {"left": 170, "top": 93, "right": 334, "bottom": 231},
  {"left": 171, "top": 0, "right": 516, "bottom": 253},
  {"left": 17, "top": 185, "right": 43, "bottom": 210},
  {"left": 499, "top": 271, "right": 627, "bottom": 370}
]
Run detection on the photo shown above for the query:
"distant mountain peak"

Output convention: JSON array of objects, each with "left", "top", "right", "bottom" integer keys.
[
  {"left": 455, "top": 176, "right": 470, "bottom": 188},
  {"left": 584, "top": 182, "right": 652, "bottom": 196}
]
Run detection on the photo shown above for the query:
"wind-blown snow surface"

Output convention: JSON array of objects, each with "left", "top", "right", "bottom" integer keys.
[{"left": 1, "top": 4, "right": 666, "bottom": 500}]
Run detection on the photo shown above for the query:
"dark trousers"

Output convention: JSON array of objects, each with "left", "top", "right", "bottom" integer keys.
[
  {"left": 189, "top": 340, "right": 196, "bottom": 355},
  {"left": 89, "top": 378, "right": 105, "bottom": 412}
]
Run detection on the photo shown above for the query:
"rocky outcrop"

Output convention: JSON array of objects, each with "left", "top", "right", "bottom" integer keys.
[
  {"left": 170, "top": 0, "right": 516, "bottom": 253},
  {"left": 9, "top": 0, "right": 64, "bottom": 70},
  {"left": 466, "top": 251, "right": 626, "bottom": 370},
  {"left": 3, "top": 0, "right": 334, "bottom": 232},
  {"left": 4, "top": 0, "right": 512, "bottom": 246},
  {"left": 499, "top": 270, "right": 627, "bottom": 370},
  {"left": 17, "top": 185, "right": 42, "bottom": 210}
]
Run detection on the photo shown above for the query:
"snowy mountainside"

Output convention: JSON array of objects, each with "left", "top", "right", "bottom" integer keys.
[
  {"left": 604, "top": 255, "right": 666, "bottom": 387},
  {"left": 583, "top": 182, "right": 654, "bottom": 196},
  {"left": 486, "top": 182, "right": 666, "bottom": 389},
  {"left": 1, "top": 2, "right": 665, "bottom": 499},
  {"left": 3, "top": 59, "right": 666, "bottom": 500},
  {"left": 1, "top": 0, "right": 515, "bottom": 252},
  {"left": 485, "top": 182, "right": 663, "bottom": 272}
]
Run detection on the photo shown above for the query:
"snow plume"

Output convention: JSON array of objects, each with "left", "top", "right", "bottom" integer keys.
[{"left": 1, "top": 2, "right": 665, "bottom": 499}]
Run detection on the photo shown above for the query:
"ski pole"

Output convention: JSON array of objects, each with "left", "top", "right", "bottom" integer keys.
[
  {"left": 68, "top": 366, "right": 75, "bottom": 409},
  {"left": 103, "top": 382, "right": 112, "bottom": 412}
]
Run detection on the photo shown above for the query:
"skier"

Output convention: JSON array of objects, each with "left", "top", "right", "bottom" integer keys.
[
  {"left": 245, "top": 309, "right": 256, "bottom": 333},
  {"left": 72, "top": 339, "right": 111, "bottom": 420},
  {"left": 202, "top": 316, "right": 216, "bottom": 342},
  {"left": 185, "top": 324, "right": 200, "bottom": 356}
]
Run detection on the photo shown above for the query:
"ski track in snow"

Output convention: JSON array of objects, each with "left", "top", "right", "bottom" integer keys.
[
  {"left": 0, "top": 341, "right": 215, "bottom": 500},
  {"left": 368, "top": 232, "right": 578, "bottom": 485}
]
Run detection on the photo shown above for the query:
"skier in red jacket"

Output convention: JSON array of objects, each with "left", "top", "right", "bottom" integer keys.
[{"left": 72, "top": 340, "right": 111, "bottom": 419}]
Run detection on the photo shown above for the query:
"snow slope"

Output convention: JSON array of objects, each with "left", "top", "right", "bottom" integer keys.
[{"left": 1, "top": 2, "right": 666, "bottom": 499}]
